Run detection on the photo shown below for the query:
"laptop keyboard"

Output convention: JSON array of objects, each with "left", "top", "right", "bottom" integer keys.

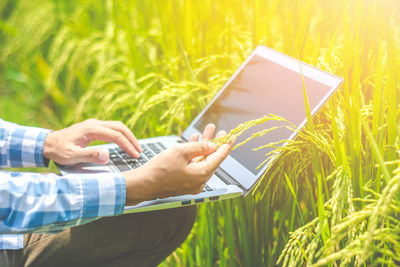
[
  {"left": 109, "top": 142, "right": 167, "bottom": 172},
  {"left": 109, "top": 141, "right": 214, "bottom": 193}
]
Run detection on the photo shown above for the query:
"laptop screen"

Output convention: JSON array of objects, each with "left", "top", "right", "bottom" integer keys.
[{"left": 183, "top": 46, "right": 342, "bottom": 190}]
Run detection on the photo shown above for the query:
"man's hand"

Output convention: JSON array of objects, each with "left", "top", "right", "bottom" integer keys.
[
  {"left": 123, "top": 124, "right": 234, "bottom": 206},
  {"left": 43, "top": 119, "right": 142, "bottom": 165}
]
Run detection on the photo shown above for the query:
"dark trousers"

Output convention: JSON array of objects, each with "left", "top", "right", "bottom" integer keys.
[{"left": 0, "top": 206, "right": 196, "bottom": 267}]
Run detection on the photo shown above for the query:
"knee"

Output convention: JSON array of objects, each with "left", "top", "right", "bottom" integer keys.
[
  {"left": 121, "top": 205, "right": 197, "bottom": 255},
  {"left": 94, "top": 206, "right": 198, "bottom": 267},
  {"left": 129, "top": 205, "right": 197, "bottom": 263},
  {"left": 140, "top": 205, "right": 197, "bottom": 256},
  {"left": 165, "top": 206, "right": 197, "bottom": 246}
]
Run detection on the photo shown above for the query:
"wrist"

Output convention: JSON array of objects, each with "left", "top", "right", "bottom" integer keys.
[
  {"left": 43, "top": 131, "right": 58, "bottom": 160},
  {"left": 123, "top": 167, "right": 157, "bottom": 206}
]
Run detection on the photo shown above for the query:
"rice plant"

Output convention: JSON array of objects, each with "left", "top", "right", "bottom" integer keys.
[{"left": 1, "top": 0, "right": 400, "bottom": 266}]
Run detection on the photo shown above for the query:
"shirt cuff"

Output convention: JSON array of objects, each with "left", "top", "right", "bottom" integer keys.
[
  {"left": 80, "top": 172, "right": 126, "bottom": 217},
  {"left": 36, "top": 130, "right": 51, "bottom": 168},
  {"left": 9, "top": 125, "right": 51, "bottom": 168}
]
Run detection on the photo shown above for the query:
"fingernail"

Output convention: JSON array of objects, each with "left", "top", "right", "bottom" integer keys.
[
  {"left": 99, "top": 149, "right": 109, "bottom": 162},
  {"left": 208, "top": 142, "right": 216, "bottom": 151},
  {"left": 134, "top": 151, "right": 140, "bottom": 157}
]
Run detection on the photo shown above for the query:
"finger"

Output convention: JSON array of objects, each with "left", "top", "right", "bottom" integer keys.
[
  {"left": 195, "top": 143, "right": 233, "bottom": 173},
  {"left": 191, "top": 130, "right": 225, "bottom": 162},
  {"left": 87, "top": 126, "right": 140, "bottom": 158},
  {"left": 215, "top": 130, "right": 227, "bottom": 139},
  {"left": 74, "top": 147, "right": 110, "bottom": 164},
  {"left": 201, "top": 123, "right": 216, "bottom": 141},
  {"left": 100, "top": 121, "right": 142, "bottom": 153},
  {"left": 180, "top": 141, "right": 216, "bottom": 160},
  {"left": 225, "top": 135, "right": 236, "bottom": 147},
  {"left": 190, "top": 132, "right": 203, "bottom": 161},
  {"left": 190, "top": 132, "right": 203, "bottom": 162},
  {"left": 189, "top": 133, "right": 200, "bottom": 142}
]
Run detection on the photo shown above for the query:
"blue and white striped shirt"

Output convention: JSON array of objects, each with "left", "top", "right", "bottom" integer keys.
[{"left": 0, "top": 119, "right": 126, "bottom": 250}]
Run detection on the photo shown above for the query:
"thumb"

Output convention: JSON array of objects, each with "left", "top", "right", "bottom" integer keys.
[
  {"left": 76, "top": 147, "right": 109, "bottom": 164},
  {"left": 181, "top": 141, "right": 216, "bottom": 160}
]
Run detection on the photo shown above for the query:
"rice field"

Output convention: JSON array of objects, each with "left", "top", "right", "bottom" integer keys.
[{"left": 1, "top": 0, "right": 400, "bottom": 266}]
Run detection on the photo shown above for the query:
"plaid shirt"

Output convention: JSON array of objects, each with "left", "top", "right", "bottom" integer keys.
[{"left": 0, "top": 119, "right": 126, "bottom": 250}]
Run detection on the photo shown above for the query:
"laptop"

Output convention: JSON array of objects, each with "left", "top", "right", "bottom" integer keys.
[{"left": 58, "top": 45, "right": 343, "bottom": 213}]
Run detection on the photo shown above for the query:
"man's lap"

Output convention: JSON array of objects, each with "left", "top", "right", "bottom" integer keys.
[{"left": 1, "top": 206, "right": 197, "bottom": 267}]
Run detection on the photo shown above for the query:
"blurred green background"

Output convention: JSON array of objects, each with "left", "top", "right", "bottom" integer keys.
[{"left": 1, "top": 0, "right": 400, "bottom": 266}]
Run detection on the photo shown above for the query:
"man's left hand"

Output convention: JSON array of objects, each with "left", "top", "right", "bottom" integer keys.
[{"left": 43, "top": 119, "right": 142, "bottom": 165}]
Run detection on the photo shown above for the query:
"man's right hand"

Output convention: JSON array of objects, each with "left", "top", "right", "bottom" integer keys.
[{"left": 123, "top": 124, "right": 234, "bottom": 206}]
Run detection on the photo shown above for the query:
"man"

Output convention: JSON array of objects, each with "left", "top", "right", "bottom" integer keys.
[{"left": 0, "top": 118, "right": 233, "bottom": 267}]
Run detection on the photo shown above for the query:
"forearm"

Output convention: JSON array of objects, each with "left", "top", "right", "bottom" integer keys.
[{"left": 0, "top": 170, "right": 126, "bottom": 234}]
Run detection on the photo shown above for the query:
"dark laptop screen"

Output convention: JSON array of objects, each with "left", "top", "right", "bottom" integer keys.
[{"left": 194, "top": 55, "right": 332, "bottom": 174}]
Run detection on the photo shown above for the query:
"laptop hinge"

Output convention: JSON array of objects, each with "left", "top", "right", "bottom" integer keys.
[{"left": 215, "top": 168, "right": 248, "bottom": 192}]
